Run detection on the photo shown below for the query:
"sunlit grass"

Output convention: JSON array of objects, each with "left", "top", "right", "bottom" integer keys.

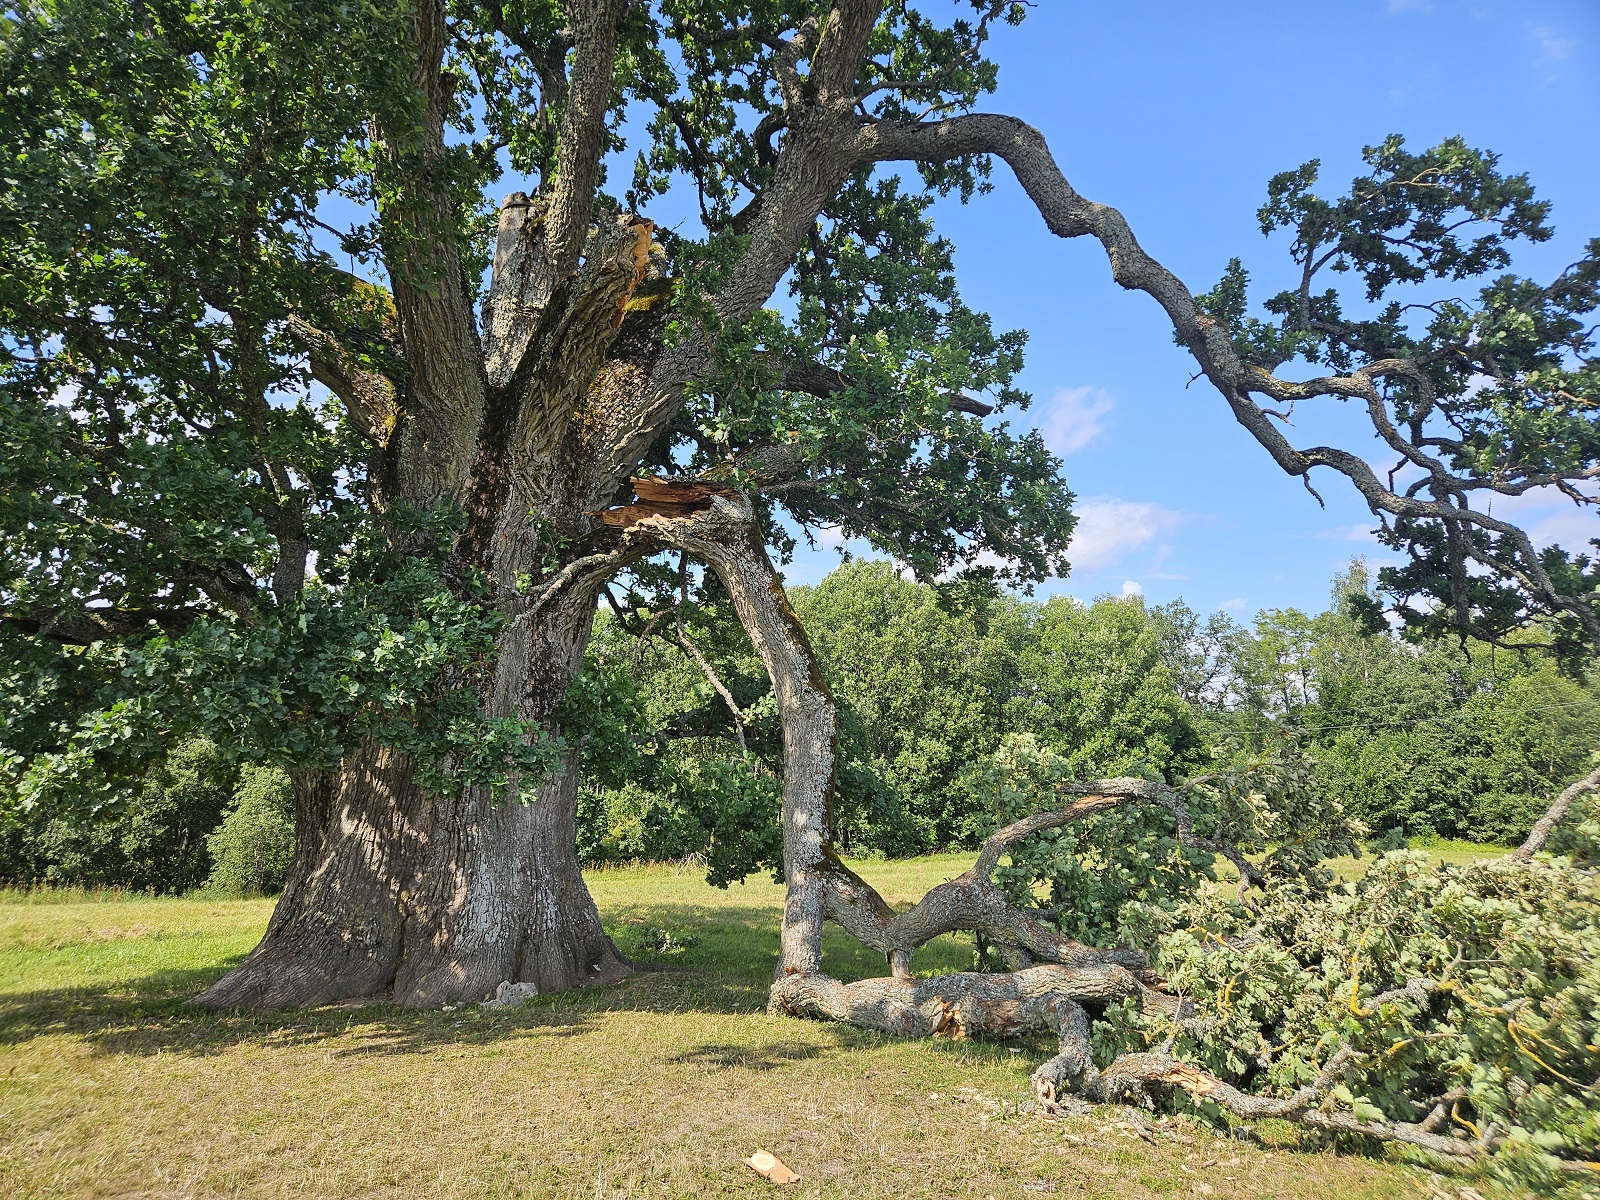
[
  {"left": 1320, "top": 838, "right": 1510, "bottom": 881},
  {"left": 0, "top": 858, "right": 1438, "bottom": 1199}
]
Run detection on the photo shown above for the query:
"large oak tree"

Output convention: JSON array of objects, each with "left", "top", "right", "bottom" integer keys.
[
  {"left": 2, "top": 0, "right": 1072, "bottom": 1008},
  {"left": 3, "top": 0, "right": 1596, "bottom": 1057}
]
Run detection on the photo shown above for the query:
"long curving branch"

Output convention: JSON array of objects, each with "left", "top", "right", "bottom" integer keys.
[{"left": 857, "top": 114, "right": 1600, "bottom": 647}]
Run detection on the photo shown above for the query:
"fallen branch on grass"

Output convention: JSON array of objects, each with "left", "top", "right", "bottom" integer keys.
[{"left": 633, "top": 480, "right": 1600, "bottom": 1178}]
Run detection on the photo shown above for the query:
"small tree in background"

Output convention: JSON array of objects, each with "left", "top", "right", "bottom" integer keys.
[{"left": 205, "top": 766, "right": 296, "bottom": 897}]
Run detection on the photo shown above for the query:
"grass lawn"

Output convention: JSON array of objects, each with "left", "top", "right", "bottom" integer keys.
[{"left": 0, "top": 855, "right": 1478, "bottom": 1199}]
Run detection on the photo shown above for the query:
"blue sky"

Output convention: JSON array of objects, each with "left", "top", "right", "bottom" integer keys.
[{"left": 769, "top": 1, "right": 1600, "bottom": 619}]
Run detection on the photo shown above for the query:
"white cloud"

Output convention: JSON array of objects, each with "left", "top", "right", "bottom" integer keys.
[
  {"left": 1484, "top": 482, "right": 1598, "bottom": 517},
  {"left": 1530, "top": 508, "right": 1600, "bottom": 555},
  {"left": 1069, "top": 498, "right": 1185, "bottom": 571},
  {"left": 1218, "top": 597, "right": 1246, "bottom": 613},
  {"left": 1529, "top": 24, "right": 1576, "bottom": 61},
  {"left": 815, "top": 524, "right": 847, "bottom": 550},
  {"left": 1121, "top": 580, "right": 1144, "bottom": 598},
  {"left": 1316, "top": 522, "right": 1382, "bottom": 543},
  {"left": 1038, "top": 387, "right": 1114, "bottom": 456},
  {"left": 1387, "top": 0, "right": 1432, "bottom": 13}
]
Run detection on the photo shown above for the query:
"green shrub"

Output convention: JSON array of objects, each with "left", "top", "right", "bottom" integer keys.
[
  {"left": 1466, "top": 790, "right": 1546, "bottom": 846},
  {"left": 0, "top": 739, "right": 236, "bottom": 893},
  {"left": 578, "top": 759, "right": 783, "bottom": 886},
  {"left": 204, "top": 766, "right": 295, "bottom": 896},
  {"left": 578, "top": 779, "right": 702, "bottom": 866}
]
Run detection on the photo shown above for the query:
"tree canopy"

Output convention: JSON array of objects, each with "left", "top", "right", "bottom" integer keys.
[
  {"left": 1191, "top": 137, "right": 1600, "bottom": 660},
  {"left": 3, "top": 1, "right": 1599, "bottom": 1180},
  {"left": 0, "top": 0, "right": 1077, "bottom": 811}
]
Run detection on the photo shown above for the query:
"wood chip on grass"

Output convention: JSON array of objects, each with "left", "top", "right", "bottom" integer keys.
[{"left": 744, "top": 1149, "right": 801, "bottom": 1184}]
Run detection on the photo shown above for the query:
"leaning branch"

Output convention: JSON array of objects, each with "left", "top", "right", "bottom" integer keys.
[
  {"left": 673, "top": 550, "right": 748, "bottom": 754},
  {"left": 285, "top": 315, "right": 401, "bottom": 448},
  {"left": 821, "top": 781, "right": 1263, "bottom": 981},
  {"left": 0, "top": 606, "right": 202, "bottom": 645},
  {"left": 857, "top": 113, "right": 1600, "bottom": 647},
  {"left": 1059, "top": 777, "right": 1266, "bottom": 894},
  {"left": 614, "top": 482, "right": 839, "bottom": 979},
  {"left": 1512, "top": 762, "right": 1600, "bottom": 859},
  {"left": 542, "top": 0, "right": 627, "bottom": 276}
]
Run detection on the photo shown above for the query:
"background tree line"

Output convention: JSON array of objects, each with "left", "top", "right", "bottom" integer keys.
[
  {"left": 4, "top": 555, "right": 1594, "bottom": 895},
  {"left": 0, "top": 742, "right": 294, "bottom": 895},
  {"left": 575, "top": 556, "right": 1600, "bottom": 875}
]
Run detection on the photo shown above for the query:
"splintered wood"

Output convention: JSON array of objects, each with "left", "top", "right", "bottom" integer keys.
[
  {"left": 597, "top": 476, "right": 736, "bottom": 528},
  {"left": 743, "top": 1150, "right": 800, "bottom": 1185}
]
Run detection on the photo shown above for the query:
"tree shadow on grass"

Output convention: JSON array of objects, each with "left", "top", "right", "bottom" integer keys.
[
  {"left": 668, "top": 1040, "right": 825, "bottom": 1071},
  {"left": 0, "top": 898, "right": 1003, "bottom": 1072}
]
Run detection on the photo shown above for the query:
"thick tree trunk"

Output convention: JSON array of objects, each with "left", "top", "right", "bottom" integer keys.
[
  {"left": 390, "top": 585, "right": 630, "bottom": 1006},
  {"left": 192, "top": 747, "right": 424, "bottom": 1009},
  {"left": 632, "top": 492, "right": 837, "bottom": 980},
  {"left": 198, "top": 193, "right": 674, "bottom": 1012},
  {"left": 195, "top": 594, "right": 629, "bottom": 1010}
]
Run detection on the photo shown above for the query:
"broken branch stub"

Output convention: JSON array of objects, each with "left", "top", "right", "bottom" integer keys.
[{"left": 598, "top": 475, "right": 737, "bottom": 528}]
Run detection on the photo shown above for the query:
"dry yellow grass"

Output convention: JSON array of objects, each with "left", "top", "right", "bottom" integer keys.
[{"left": 0, "top": 859, "right": 1441, "bottom": 1199}]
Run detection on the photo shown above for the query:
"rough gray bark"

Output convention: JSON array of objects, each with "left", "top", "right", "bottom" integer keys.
[
  {"left": 199, "top": 0, "right": 886, "bottom": 1011},
  {"left": 808, "top": 796, "right": 1154, "bottom": 979},
  {"left": 773, "top": 963, "right": 1170, "bottom": 1041},
  {"left": 195, "top": 588, "right": 631, "bottom": 1010},
  {"left": 195, "top": 750, "right": 420, "bottom": 1008},
  {"left": 388, "top": 584, "right": 633, "bottom": 1006},
  {"left": 197, "top": 4, "right": 663, "bottom": 1009}
]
